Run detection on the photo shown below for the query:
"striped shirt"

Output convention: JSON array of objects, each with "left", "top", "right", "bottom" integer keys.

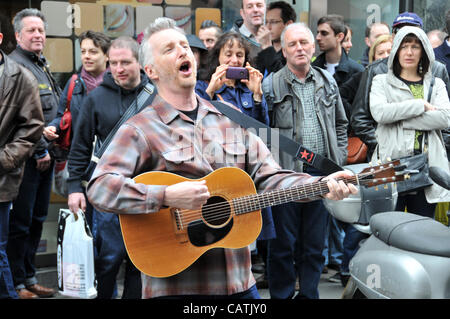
[{"left": 87, "top": 94, "right": 320, "bottom": 298}]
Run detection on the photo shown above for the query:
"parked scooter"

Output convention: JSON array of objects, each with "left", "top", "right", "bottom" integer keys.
[{"left": 324, "top": 164, "right": 450, "bottom": 299}]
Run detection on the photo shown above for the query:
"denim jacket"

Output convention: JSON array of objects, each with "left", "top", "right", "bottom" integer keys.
[{"left": 195, "top": 80, "right": 270, "bottom": 125}]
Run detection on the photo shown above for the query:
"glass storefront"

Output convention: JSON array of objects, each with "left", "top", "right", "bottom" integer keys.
[
  {"left": 327, "top": 0, "right": 399, "bottom": 61},
  {"left": 1, "top": 0, "right": 448, "bottom": 86}
]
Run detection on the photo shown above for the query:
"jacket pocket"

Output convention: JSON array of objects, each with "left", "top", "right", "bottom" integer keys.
[
  {"left": 318, "top": 91, "right": 338, "bottom": 124},
  {"left": 39, "top": 88, "right": 54, "bottom": 110},
  {"left": 273, "top": 98, "right": 293, "bottom": 129},
  {"left": 319, "top": 91, "right": 337, "bottom": 108}
]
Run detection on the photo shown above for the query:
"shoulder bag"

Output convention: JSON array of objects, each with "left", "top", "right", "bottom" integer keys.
[{"left": 395, "top": 76, "right": 435, "bottom": 195}]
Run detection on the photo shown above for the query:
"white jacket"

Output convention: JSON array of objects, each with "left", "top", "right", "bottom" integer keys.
[{"left": 370, "top": 26, "right": 450, "bottom": 203}]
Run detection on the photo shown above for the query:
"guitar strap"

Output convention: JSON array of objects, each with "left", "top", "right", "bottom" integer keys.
[
  {"left": 92, "top": 82, "right": 156, "bottom": 163},
  {"left": 210, "top": 101, "right": 344, "bottom": 175}
]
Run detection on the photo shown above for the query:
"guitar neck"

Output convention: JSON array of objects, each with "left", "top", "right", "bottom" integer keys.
[{"left": 232, "top": 176, "right": 358, "bottom": 215}]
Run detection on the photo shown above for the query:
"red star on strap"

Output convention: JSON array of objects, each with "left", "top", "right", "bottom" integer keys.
[{"left": 300, "top": 150, "right": 309, "bottom": 159}]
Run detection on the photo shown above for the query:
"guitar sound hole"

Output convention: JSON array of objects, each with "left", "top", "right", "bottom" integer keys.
[{"left": 202, "top": 196, "right": 230, "bottom": 226}]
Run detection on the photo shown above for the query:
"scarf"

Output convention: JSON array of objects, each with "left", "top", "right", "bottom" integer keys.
[{"left": 81, "top": 67, "right": 107, "bottom": 94}]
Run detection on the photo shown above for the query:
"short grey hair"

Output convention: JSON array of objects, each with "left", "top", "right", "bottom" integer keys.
[
  {"left": 139, "top": 17, "right": 185, "bottom": 67},
  {"left": 281, "top": 22, "right": 314, "bottom": 48},
  {"left": 13, "top": 8, "right": 47, "bottom": 34}
]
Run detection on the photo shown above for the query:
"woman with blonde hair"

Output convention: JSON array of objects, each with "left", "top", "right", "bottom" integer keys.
[{"left": 368, "top": 34, "right": 393, "bottom": 64}]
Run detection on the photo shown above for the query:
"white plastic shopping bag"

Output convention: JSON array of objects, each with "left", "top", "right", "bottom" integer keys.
[{"left": 57, "top": 209, "right": 97, "bottom": 298}]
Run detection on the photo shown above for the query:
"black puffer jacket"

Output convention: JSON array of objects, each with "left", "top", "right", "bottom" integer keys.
[{"left": 67, "top": 70, "right": 151, "bottom": 194}]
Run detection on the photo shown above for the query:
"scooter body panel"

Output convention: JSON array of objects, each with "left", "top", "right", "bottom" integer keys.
[{"left": 350, "top": 235, "right": 450, "bottom": 298}]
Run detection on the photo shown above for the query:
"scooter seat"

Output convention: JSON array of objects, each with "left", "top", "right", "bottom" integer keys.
[{"left": 370, "top": 211, "right": 450, "bottom": 258}]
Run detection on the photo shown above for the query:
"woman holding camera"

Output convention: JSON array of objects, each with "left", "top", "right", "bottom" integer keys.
[
  {"left": 195, "top": 32, "right": 269, "bottom": 125},
  {"left": 369, "top": 26, "right": 450, "bottom": 217},
  {"left": 195, "top": 32, "right": 273, "bottom": 280}
]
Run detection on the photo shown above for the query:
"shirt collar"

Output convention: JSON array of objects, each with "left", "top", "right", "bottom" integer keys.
[
  {"left": 17, "top": 45, "right": 46, "bottom": 65},
  {"left": 152, "top": 93, "right": 221, "bottom": 125},
  {"left": 286, "top": 66, "right": 315, "bottom": 84},
  {"left": 239, "top": 24, "right": 254, "bottom": 39}
]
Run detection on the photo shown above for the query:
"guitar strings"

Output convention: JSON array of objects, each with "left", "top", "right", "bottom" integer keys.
[
  {"left": 177, "top": 176, "right": 365, "bottom": 226},
  {"left": 179, "top": 178, "right": 359, "bottom": 227},
  {"left": 175, "top": 174, "right": 379, "bottom": 228}
]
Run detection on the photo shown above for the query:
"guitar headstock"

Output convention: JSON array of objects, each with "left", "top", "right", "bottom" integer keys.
[{"left": 357, "top": 160, "right": 406, "bottom": 188}]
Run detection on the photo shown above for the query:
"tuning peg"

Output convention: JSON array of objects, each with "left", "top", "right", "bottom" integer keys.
[
  {"left": 377, "top": 160, "right": 382, "bottom": 165},
  {"left": 387, "top": 157, "right": 392, "bottom": 162},
  {"left": 369, "top": 161, "right": 373, "bottom": 166}
]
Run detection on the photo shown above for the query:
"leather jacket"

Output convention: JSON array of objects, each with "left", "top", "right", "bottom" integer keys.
[{"left": 0, "top": 52, "right": 44, "bottom": 201}]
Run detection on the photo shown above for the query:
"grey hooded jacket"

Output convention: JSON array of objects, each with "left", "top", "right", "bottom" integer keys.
[{"left": 369, "top": 26, "right": 450, "bottom": 203}]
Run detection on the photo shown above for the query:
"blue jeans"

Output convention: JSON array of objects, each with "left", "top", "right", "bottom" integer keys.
[
  {"left": 267, "top": 166, "right": 328, "bottom": 299},
  {"left": 340, "top": 223, "right": 369, "bottom": 274},
  {"left": 7, "top": 158, "right": 54, "bottom": 289},
  {"left": 93, "top": 209, "right": 141, "bottom": 299},
  {"left": 0, "top": 202, "right": 18, "bottom": 299},
  {"left": 323, "top": 215, "right": 344, "bottom": 268}
]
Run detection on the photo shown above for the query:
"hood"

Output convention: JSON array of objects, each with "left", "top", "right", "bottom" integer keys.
[
  {"left": 100, "top": 69, "right": 149, "bottom": 93},
  {"left": 388, "top": 26, "right": 435, "bottom": 75}
]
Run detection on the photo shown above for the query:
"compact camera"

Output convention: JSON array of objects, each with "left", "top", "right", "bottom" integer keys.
[{"left": 225, "top": 67, "right": 249, "bottom": 80}]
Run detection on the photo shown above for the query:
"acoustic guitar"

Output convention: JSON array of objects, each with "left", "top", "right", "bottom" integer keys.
[{"left": 119, "top": 161, "right": 405, "bottom": 278}]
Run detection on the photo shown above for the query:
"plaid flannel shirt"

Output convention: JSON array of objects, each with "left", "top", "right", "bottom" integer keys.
[{"left": 87, "top": 94, "right": 320, "bottom": 298}]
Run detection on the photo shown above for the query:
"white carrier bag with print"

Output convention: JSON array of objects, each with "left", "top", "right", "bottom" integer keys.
[{"left": 57, "top": 209, "right": 97, "bottom": 298}]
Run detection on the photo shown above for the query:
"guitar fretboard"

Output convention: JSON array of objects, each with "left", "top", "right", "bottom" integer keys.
[{"left": 232, "top": 179, "right": 342, "bottom": 215}]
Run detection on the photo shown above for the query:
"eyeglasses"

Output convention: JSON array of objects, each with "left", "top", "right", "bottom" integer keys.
[{"left": 266, "top": 20, "right": 283, "bottom": 25}]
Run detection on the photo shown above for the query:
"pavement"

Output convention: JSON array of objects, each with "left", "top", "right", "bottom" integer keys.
[{"left": 38, "top": 264, "right": 345, "bottom": 300}]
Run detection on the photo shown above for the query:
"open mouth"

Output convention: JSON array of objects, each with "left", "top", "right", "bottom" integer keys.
[{"left": 179, "top": 61, "right": 192, "bottom": 74}]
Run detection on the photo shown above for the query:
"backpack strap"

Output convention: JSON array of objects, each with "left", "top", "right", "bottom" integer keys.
[
  {"left": 65, "top": 74, "right": 78, "bottom": 112},
  {"left": 91, "top": 82, "right": 156, "bottom": 162}
]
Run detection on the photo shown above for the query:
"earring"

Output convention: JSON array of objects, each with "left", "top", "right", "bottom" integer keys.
[{"left": 419, "top": 62, "right": 423, "bottom": 74}]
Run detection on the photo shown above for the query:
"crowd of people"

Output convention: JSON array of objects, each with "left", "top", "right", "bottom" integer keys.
[{"left": 0, "top": 0, "right": 449, "bottom": 300}]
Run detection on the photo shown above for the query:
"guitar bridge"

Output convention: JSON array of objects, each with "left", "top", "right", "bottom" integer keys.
[
  {"left": 171, "top": 208, "right": 189, "bottom": 243},
  {"left": 172, "top": 208, "right": 184, "bottom": 231}
]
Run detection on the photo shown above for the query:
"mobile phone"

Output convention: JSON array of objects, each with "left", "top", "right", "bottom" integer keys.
[{"left": 226, "top": 67, "right": 249, "bottom": 80}]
